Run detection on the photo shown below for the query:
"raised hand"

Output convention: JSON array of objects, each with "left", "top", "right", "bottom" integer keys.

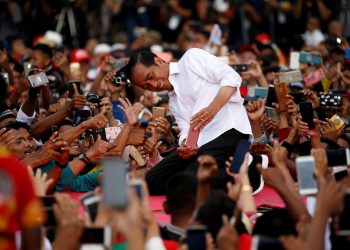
[
  {"left": 85, "top": 135, "right": 113, "bottom": 161},
  {"left": 246, "top": 99, "right": 266, "bottom": 121},
  {"left": 0, "top": 128, "right": 15, "bottom": 145},
  {"left": 118, "top": 98, "right": 138, "bottom": 126},
  {"left": 27, "top": 167, "right": 53, "bottom": 197}
]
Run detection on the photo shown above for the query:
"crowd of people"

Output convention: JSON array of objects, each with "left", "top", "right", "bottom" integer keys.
[{"left": 1, "top": 0, "right": 350, "bottom": 250}]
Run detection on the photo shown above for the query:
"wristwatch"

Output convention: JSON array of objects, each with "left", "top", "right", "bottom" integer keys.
[{"left": 78, "top": 153, "right": 92, "bottom": 165}]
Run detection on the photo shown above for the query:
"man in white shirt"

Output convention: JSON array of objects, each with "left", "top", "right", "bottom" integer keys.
[{"left": 122, "top": 48, "right": 252, "bottom": 194}]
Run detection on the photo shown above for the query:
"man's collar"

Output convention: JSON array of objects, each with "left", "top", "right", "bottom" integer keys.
[{"left": 169, "top": 62, "right": 180, "bottom": 75}]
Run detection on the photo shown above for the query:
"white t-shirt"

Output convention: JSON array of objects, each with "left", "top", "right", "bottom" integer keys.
[{"left": 168, "top": 48, "right": 252, "bottom": 146}]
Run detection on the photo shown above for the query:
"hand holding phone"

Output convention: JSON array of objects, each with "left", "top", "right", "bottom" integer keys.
[
  {"left": 28, "top": 72, "right": 49, "bottom": 88},
  {"left": 230, "top": 140, "right": 251, "bottom": 173},
  {"left": 185, "top": 124, "right": 200, "bottom": 147},
  {"left": 299, "top": 102, "right": 315, "bottom": 129},
  {"left": 296, "top": 156, "right": 317, "bottom": 195}
]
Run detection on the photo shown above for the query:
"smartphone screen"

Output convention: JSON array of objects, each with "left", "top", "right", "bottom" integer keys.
[
  {"left": 102, "top": 158, "right": 128, "bottom": 209},
  {"left": 326, "top": 148, "right": 350, "bottom": 167},
  {"left": 232, "top": 64, "right": 248, "bottom": 72},
  {"left": 254, "top": 87, "right": 268, "bottom": 99},
  {"left": 230, "top": 140, "right": 251, "bottom": 173},
  {"left": 296, "top": 156, "right": 317, "bottom": 195},
  {"left": 80, "top": 227, "right": 111, "bottom": 246},
  {"left": 251, "top": 235, "right": 284, "bottom": 250},
  {"left": 338, "top": 191, "right": 350, "bottom": 236},
  {"left": 266, "top": 85, "right": 277, "bottom": 108},
  {"left": 187, "top": 226, "right": 207, "bottom": 250},
  {"left": 80, "top": 192, "right": 100, "bottom": 223},
  {"left": 299, "top": 102, "right": 314, "bottom": 129},
  {"left": 185, "top": 124, "right": 200, "bottom": 147},
  {"left": 67, "top": 80, "right": 82, "bottom": 97}
]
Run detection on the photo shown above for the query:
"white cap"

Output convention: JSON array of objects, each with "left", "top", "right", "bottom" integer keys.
[
  {"left": 43, "top": 30, "right": 63, "bottom": 46},
  {"left": 93, "top": 43, "right": 111, "bottom": 55},
  {"left": 111, "top": 43, "right": 127, "bottom": 51}
]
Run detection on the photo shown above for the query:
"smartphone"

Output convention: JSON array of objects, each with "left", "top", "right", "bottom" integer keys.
[
  {"left": 265, "top": 107, "right": 278, "bottom": 120},
  {"left": 299, "top": 102, "right": 314, "bottom": 129},
  {"left": 254, "top": 87, "right": 268, "bottom": 99},
  {"left": 290, "top": 92, "right": 305, "bottom": 104},
  {"left": 186, "top": 226, "right": 207, "bottom": 250},
  {"left": 185, "top": 124, "right": 200, "bottom": 147},
  {"left": 330, "top": 114, "right": 345, "bottom": 131},
  {"left": 289, "top": 51, "right": 300, "bottom": 69},
  {"left": 326, "top": 148, "right": 350, "bottom": 167},
  {"left": 41, "top": 196, "right": 56, "bottom": 208},
  {"left": 278, "top": 70, "right": 303, "bottom": 83},
  {"left": 128, "top": 179, "right": 143, "bottom": 200},
  {"left": 299, "top": 52, "right": 321, "bottom": 65},
  {"left": 296, "top": 156, "right": 317, "bottom": 195},
  {"left": 129, "top": 145, "right": 147, "bottom": 167},
  {"left": 266, "top": 85, "right": 277, "bottom": 108},
  {"left": 80, "top": 227, "right": 111, "bottom": 247},
  {"left": 304, "top": 68, "right": 325, "bottom": 87},
  {"left": 320, "top": 93, "right": 343, "bottom": 107},
  {"left": 232, "top": 64, "right": 248, "bottom": 72},
  {"left": 251, "top": 235, "right": 284, "bottom": 250},
  {"left": 28, "top": 72, "right": 49, "bottom": 88},
  {"left": 152, "top": 106, "right": 166, "bottom": 119},
  {"left": 338, "top": 190, "right": 350, "bottom": 236},
  {"left": 0, "top": 72, "right": 9, "bottom": 84},
  {"left": 230, "top": 139, "right": 251, "bottom": 173},
  {"left": 23, "top": 62, "right": 34, "bottom": 76},
  {"left": 67, "top": 80, "right": 82, "bottom": 97},
  {"left": 274, "top": 82, "right": 289, "bottom": 111},
  {"left": 102, "top": 158, "right": 128, "bottom": 209},
  {"left": 334, "top": 168, "right": 349, "bottom": 181},
  {"left": 43, "top": 207, "right": 57, "bottom": 227},
  {"left": 105, "top": 127, "right": 122, "bottom": 142},
  {"left": 80, "top": 192, "right": 101, "bottom": 223}
]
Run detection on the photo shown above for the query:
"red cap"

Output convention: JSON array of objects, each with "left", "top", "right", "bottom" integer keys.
[
  {"left": 163, "top": 240, "right": 179, "bottom": 250},
  {"left": 70, "top": 49, "right": 90, "bottom": 63},
  {"left": 255, "top": 33, "right": 271, "bottom": 44}
]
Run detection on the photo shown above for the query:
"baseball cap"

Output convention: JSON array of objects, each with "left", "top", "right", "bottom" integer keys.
[{"left": 71, "top": 49, "right": 90, "bottom": 63}]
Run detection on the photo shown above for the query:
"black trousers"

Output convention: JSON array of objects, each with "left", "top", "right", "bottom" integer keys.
[{"left": 146, "top": 128, "right": 250, "bottom": 195}]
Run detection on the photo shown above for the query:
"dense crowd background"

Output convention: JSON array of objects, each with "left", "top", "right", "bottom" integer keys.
[{"left": 1, "top": 0, "right": 350, "bottom": 250}]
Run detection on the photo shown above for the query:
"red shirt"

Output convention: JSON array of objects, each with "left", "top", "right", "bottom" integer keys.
[{"left": 0, "top": 147, "right": 43, "bottom": 250}]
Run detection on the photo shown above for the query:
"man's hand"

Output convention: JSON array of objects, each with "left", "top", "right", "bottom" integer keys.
[
  {"left": 118, "top": 98, "right": 138, "bottom": 126},
  {"left": 66, "top": 83, "right": 87, "bottom": 111},
  {"left": 319, "top": 118, "right": 339, "bottom": 142},
  {"left": 197, "top": 155, "right": 218, "bottom": 184},
  {"left": 82, "top": 111, "right": 109, "bottom": 130},
  {"left": 86, "top": 135, "right": 112, "bottom": 161},
  {"left": 191, "top": 106, "right": 217, "bottom": 131},
  {"left": 311, "top": 148, "right": 329, "bottom": 177},
  {"left": 37, "top": 132, "right": 69, "bottom": 164},
  {"left": 52, "top": 193, "right": 83, "bottom": 250},
  {"left": 316, "top": 175, "right": 345, "bottom": 216},
  {"left": 246, "top": 99, "right": 266, "bottom": 121},
  {"left": 127, "top": 126, "right": 146, "bottom": 145},
  {"left": 217, "top": 215, "right": 239, "bottom": 250},
  {"left": 0, "top": 128, "right": 15, "bottom": 145},
  {"left": 177, "top": 145, "right": 198, "bottom": 159},
  {"left": 154, "top": 117, "right": 171, "bottom": 136},
  {"left": 257, "top": 164, "right": 285, "bottom": 190},
  {"left": 28, "top": 167, "right": 53, "bottom": 197},
  {"left": 300, "top": 89, "right": 320, "bottom": 109}
]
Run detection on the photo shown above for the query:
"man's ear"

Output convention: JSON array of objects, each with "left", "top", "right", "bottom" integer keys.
[
  {"left": 154, "top": 56, "right": 164, "bottom": 65},
  {"left": 163, "top": 200, "right": 169, "bottom": 214}
]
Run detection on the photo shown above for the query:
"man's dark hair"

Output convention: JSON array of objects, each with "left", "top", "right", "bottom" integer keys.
[
  {"left": 5, "top": 122, "right": 31, "bottom": 133},
  {"left": 122, "top": 50, "right": 157, "bottom": 81},
  {"left": 195, "top": 190, "right": 236, "bottom": 239},
  {"left": 253, "top": 208, "right": 297, "bottom": 237},
  {"left": 32, "top": 44, "right": 53, "bottom": 58},
  {"left": 165, "top": 172, "right": 197, "bottom": 216}
]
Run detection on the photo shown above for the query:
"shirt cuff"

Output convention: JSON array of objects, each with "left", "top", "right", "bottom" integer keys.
[
  {"left": 145, "top": 236, "right": 166, "bottom": 250},
  {"left": 16, "top": 108, "right": 36, "bottom": 125}
]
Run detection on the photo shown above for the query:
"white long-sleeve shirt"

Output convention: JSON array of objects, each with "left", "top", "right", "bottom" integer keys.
[{"left": 168, "top": 48, "right": 252, "bottom": 146}]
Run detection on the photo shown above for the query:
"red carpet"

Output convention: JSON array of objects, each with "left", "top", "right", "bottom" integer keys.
[{"left": 67, "top": 186, "right": 286, "bottom": 225}]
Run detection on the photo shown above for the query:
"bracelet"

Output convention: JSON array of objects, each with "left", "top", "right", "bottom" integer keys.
[
  {"left": 241, "top": 185, "right": 253, "bottom": 193},
  {"left": 55, "top": 161, "right": 67, "bottom": 169}
]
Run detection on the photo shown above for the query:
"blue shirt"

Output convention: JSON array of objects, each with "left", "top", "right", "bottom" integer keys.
[{"left": 111, "top": 100, "right": 126, "bottom": 124}]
